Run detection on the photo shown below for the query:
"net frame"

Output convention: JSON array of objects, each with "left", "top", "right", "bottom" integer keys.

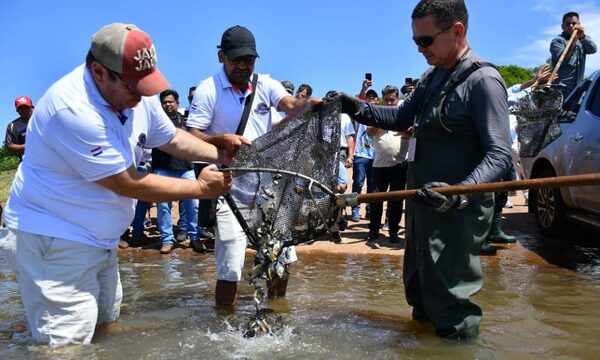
[{"left": 222, "top": 99, "right": 343, "bottom": 336}]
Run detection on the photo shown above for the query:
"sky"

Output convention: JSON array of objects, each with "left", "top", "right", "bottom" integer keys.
[{"left": 1, "top": 0, "right": 600, "bottom": 133}]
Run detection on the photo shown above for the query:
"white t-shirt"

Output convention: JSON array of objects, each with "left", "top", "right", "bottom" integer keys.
[
  {"left": 4, "top": 65, "right": 176, "bottom": 248},
  {"left": 187, "top": 68, "right": 288, "bottom": 141},
  {"left": 372, "top": 130, "right": 409, "bottom": 168},
  {"left": 340, "top": 113, "right": 355, "bottom": 148}
]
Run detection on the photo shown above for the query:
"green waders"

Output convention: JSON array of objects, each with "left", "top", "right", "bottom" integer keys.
[{"left": 403, "top": 95, "right": 494, "bottom": 339}]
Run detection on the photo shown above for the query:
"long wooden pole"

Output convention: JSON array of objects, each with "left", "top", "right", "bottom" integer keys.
[
  {"left": 547, "top": 29, "right": 579, "bottom": 86},
  {"left": 356, "top": 173, "right": 600, "bottom": 204}
]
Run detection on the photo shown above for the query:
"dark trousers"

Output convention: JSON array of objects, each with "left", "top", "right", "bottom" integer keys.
[{"left": 369, "top": 162, "right": 407, "bottom": 234}]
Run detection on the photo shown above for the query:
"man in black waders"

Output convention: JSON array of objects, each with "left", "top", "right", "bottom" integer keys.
[{"left": 339, "top": 0, "right": 513, "bottom": 339}]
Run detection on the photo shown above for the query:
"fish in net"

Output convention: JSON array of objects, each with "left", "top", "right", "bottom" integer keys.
[
  {"left": 512, "top": 85, "right": 565, "bottom": 158},
  {"left": 223, "top": 98, "right": 342, "bottom": 337}
]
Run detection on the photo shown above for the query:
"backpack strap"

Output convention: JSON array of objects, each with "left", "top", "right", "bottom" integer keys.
[
  {"left": 440, "top": 61, "right": 496, "bottom": 100},
  {"left": 414, "top": 60, "right": 497, "bottom": 133},
  {"left": 235, "top": 73, "right": 259, "bottom": 136}
]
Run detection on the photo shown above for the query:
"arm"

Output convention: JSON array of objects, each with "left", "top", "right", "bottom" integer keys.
[
  {"left": 96, "top": 163, "right": 232, "bottom": 202},
  {"left": 6, "top": 143, "right": 25, "bottom": 155},
  {"left": 345, "top": 134, "right": 355, "bottom": 168},
  {"left": 187, "top": 128, "right": 251, "bottom": 159},
  {"left": 5, "top": 125, "right": 25, "bottom": 154},
  {"left": 580, "top": 35, "right": 597, "bottom": 54},
  {"left": 550, "top": 37, "right": 566, "bottom": 67},
  {"left": 352, "top": 98, "right": 417, "bottom": 132},
  {"left": 461, "top": 75, "right": 513, "bottom": 186},
  {"left": 277, "top": 95, "right": 321, "bottom": 120},
  {"left": 357, "top": 78, "right": 372, "bottom": 99},
  {"left": 574, "top": 24, "right": 597, "bottom": 54},
  {"left": 520, "top": 64, "right": 551, "bottom": 90},
  {"left": 158, "top": 128, "right": 233, "bottom": 165}
]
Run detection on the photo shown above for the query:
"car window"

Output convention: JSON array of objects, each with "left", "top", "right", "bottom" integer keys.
[
  {"left": 563, "top": 79, "right": 590, "bottom": 113},
  {"left": 588, "top": 78, "right": 600, "bottom": 118}
]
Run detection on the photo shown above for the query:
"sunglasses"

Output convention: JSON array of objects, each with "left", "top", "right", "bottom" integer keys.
[
  {"left": 104, "top": 66, "right": 136, "bottom": 93},
  {"left": 227, "top": 56, "right": 257, "bottom": 66},
  {"left": 412, "top": 23, "right": 454, "bottom": 48}
]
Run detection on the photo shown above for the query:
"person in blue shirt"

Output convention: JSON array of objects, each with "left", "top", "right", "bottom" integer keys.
[{"left": 550, "top": 11, "right": 597, "bottom": 99}]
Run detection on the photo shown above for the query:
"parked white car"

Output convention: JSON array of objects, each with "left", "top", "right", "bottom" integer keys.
[{"left": 520, "top": 70, "right": 600, "bottom": 236}]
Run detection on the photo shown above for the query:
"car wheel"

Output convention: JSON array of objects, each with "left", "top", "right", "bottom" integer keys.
[{"left": 531, "top": 169, "right": 567, "bottom": 237}]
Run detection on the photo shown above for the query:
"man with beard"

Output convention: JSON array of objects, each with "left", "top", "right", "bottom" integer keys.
[{"left": 187, "top": 25, "right": 318, "bottom": 305}]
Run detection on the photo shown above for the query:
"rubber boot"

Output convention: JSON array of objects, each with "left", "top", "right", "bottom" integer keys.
[
  {"left": 487, "top": 209, "right": 517, "bottom": 243},
  {"left": 480, "top": 242, "right": 497, "bottom": 255}
]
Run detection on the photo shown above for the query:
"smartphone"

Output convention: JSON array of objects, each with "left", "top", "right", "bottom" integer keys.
[
  {"left": 405, "top": 77, "right": 413, "bottom": 85},
  {"left": 365, "top": 73, "right": 372, "bottom": 81}
]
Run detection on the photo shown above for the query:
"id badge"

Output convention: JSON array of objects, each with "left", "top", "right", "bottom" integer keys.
[{"left": 407, "top": 137, "right": 417, "bottom": 162}]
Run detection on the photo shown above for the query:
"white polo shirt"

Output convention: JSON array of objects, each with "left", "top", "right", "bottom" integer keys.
[
  {"left": 187, "top": 68, "right": 288, "bottom": 141},
  {"left": 340, "top": 113, "right": 355, "bottom": 148},
  {"left": 4, "top": 64, "right": 176, "bottom": 249}
]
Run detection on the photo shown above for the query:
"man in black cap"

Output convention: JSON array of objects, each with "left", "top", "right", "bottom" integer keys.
[
  {"left": 187, "top": 25, "right": 319, "bottom": 306},
  {"left": 281, "top": 80, "right": 295, "bottom": 95}
]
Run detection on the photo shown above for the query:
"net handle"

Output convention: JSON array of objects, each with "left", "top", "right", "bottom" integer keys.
[{"left": 348, "top": 172, "right": 600, "bottom": 204}]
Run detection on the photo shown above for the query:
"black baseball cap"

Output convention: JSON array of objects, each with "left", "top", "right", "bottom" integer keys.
[
  {"left": 218, "top": 25, "right": 259, "bottom": 59},
  {"left": 365, "top": 89, "right": 378, "bottom": 98},
  {"left": 281, "top": 80, "right": 294, "bottom": 94}
]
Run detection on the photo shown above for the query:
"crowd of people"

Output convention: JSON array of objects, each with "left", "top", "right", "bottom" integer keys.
[{"left": 0, "top": 0, "right": 596, "bottom": 347}]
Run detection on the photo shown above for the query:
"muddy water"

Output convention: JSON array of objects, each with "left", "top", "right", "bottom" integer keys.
[{"left": 2, "top": 239, "right": 600, "bottom": 359}]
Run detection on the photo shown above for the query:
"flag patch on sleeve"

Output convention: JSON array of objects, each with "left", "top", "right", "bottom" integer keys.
[{"left": 90, "top": 146, "right": 103, "bottom": 157}]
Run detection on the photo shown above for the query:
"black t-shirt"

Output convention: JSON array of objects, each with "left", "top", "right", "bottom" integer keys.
[
  {"left": 5, "top": 118, "right": 27, "bottom": 145},
  {"left": 151, "top": 113, "right": 193, "bottom": 171},
  {"left": 5, "top": 117, "right": 28, "bottom": 160}
]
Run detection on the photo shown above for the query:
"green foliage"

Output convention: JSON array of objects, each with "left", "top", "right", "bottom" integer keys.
[
  {"left": 0, "top": 169, "right": 16, "bottom": 203},
  {"left": 0, "top": 146, "right": 20, "bottom": 172},
  {"left": 497, "top": 65, "right": 535, "bottom": 88}
]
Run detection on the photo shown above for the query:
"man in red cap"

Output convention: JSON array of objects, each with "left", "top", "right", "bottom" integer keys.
[
  {"left": 0, "top": 23, "right": 233, "bottom": 346},
  {"left": 5, "top": 96, "right": 34, "bottom": 160}
]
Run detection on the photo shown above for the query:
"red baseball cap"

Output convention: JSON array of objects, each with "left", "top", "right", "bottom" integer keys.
[
  {"left": 14, "top": 96, "right": 33, "bottom": 109},
  {"left": 90, "top": 23, "right": 169, "bottom": 96}
]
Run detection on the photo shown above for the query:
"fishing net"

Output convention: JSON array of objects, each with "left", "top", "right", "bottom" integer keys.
[
  {"left": 512, "top": 85, "right": 565, "bottom": 158},
  {"left": 224, "top": 98, "right": 342, "bottom": 336}
]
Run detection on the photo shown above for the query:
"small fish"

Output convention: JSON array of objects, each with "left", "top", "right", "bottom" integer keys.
[{"left": 261, "top": 187, "right": 275, "bottom": 199}]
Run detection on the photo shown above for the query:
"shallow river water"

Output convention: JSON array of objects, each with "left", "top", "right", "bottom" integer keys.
[{"left": 1, "top": 231, "right": 600, "bottom": 359}]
